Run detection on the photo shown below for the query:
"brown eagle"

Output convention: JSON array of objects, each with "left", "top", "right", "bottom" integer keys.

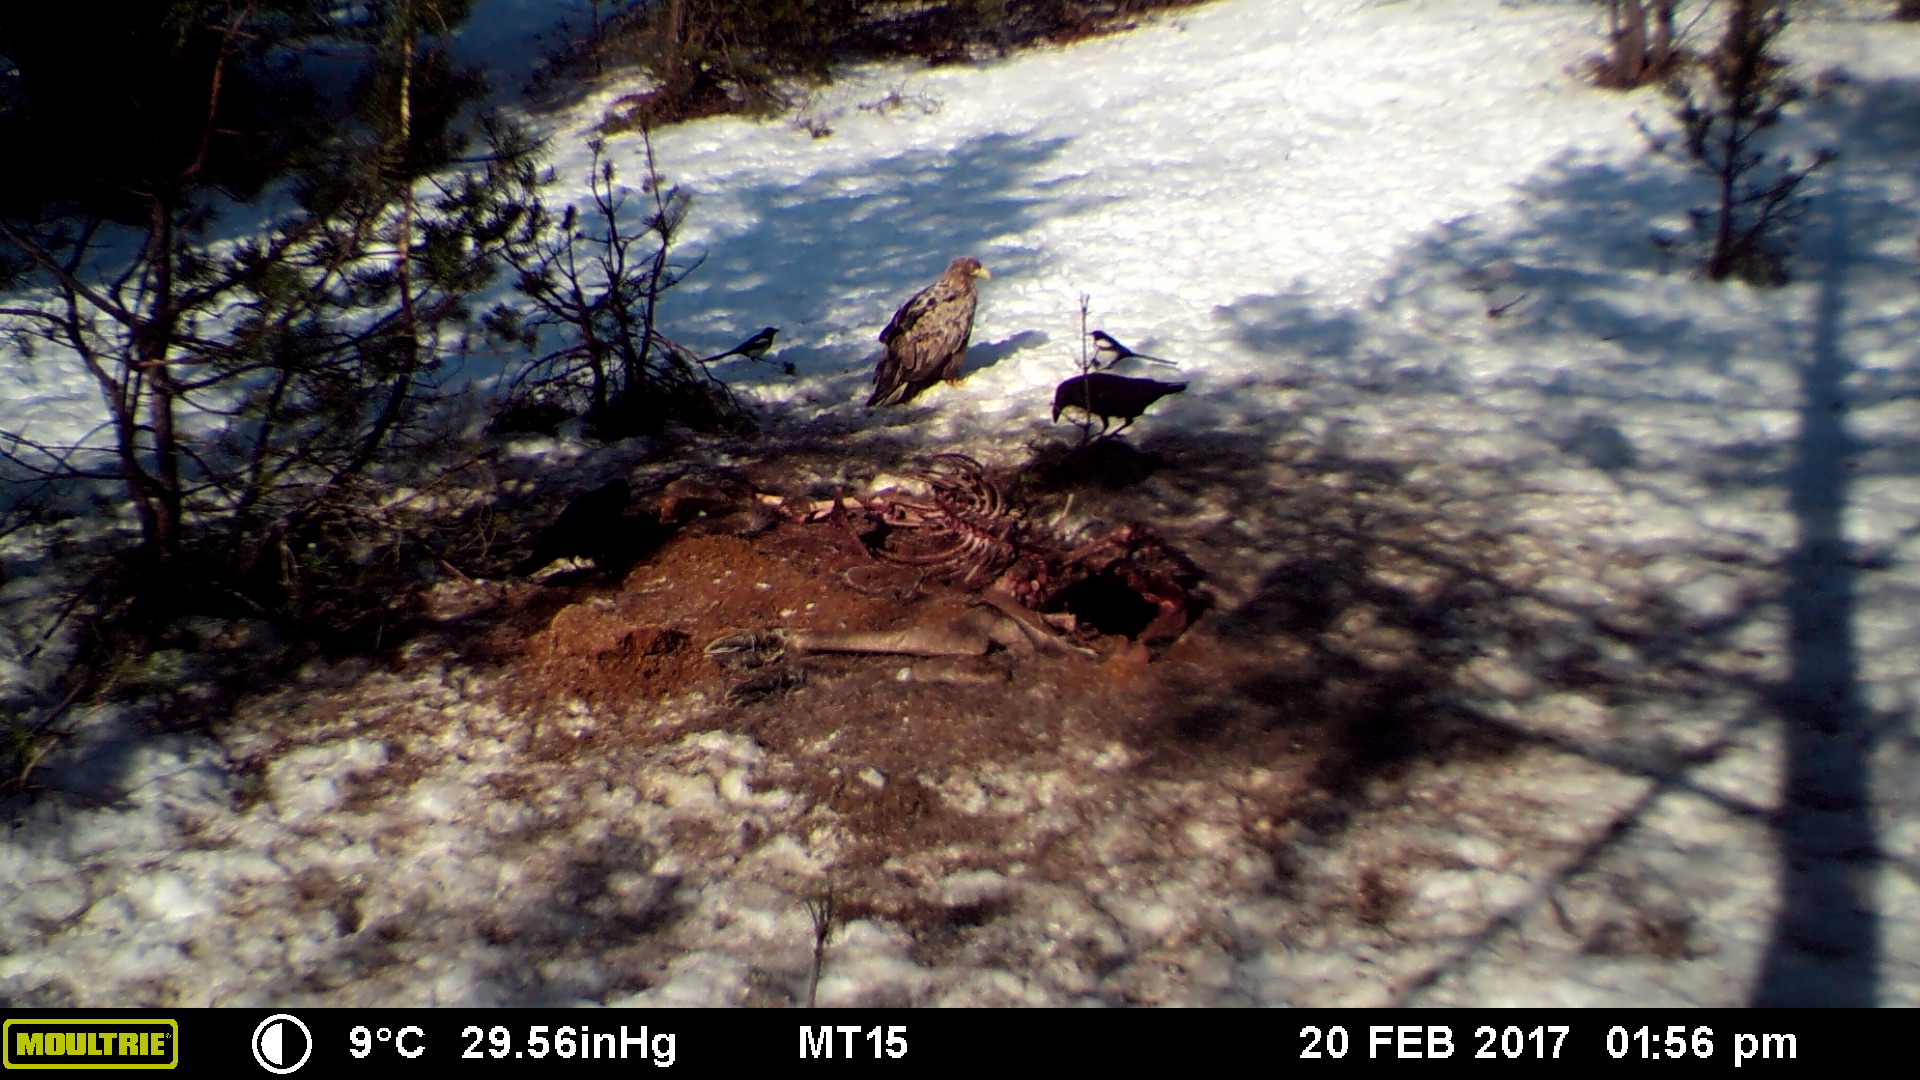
[{"left": 867, "top": 256, "right": 991, "bottom": 407}]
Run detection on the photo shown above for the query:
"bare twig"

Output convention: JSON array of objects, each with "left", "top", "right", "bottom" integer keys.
[
  {"left": 1486, "top": 293, "right": 1529, "bottom": 319},
  {"left": 1072, "top": 293, "right": 1097, "bottom": 446},
  {"left": 803, "top": 889, "right": 835, "bottom": 1009}
]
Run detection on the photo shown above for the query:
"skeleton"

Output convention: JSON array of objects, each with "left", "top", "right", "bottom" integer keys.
[
  {"left": 997, "top": 523, "right": 1198, "bottom": 646},
  {"left": 705, "top": 593, "right": 1094, "bottom": 666},
  {"left": 786, "top": 454, "right": 1021, "bottom": 589},
  {"left": 538, "top": 457, "right": 1200, "bottom": 708},
  {"left": 764, "top": 449, "right": 1182, "bottom": 641},
  {"left": 704, "top": 594, "right": 1092, "bottom": 700},
  {"left": 766, "top": 453, "right": 1199, "bottom": 655}
]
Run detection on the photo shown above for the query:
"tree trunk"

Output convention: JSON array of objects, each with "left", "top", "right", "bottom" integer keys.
[
  {"left": 1616, "top": 0, "right": 1649, "bottom": 84},
  {"left": 667, "top": 0, "right": 688, "bottom": 84},
  {"left": 139, "top": 196, "right": 186, "bottom": 566},
  {"left": 1649, "top": 0, "right": 1675, "bottom": 73},
  {"left": 348, "top": 4, "right": 420, "bottom": 486},
  {"left": 590, "top": 0, "right": 604, "bottom": 73},
  {"left": 1707, "top": 0, "right": 1765, "bottom": 281}
]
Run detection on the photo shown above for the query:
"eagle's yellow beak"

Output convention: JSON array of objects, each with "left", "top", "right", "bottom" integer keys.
[{"left": 974, "top": 266, "right": 992, "bottom": 279}]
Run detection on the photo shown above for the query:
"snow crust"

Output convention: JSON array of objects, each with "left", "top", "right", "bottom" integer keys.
[{"left": 4, "top": 0, "right": 1920, "bottom": 1006}]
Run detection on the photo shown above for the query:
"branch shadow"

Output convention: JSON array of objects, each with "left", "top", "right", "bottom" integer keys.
[
  {"left": 1195, "top": 74, "right": 1920, "bottom": 1003},
  {"left": 6, "top": 44, "right": 1919, "bottom": 1007},
  {"left": 648, "top": 130, "right": 1085, "bottom": 391}
]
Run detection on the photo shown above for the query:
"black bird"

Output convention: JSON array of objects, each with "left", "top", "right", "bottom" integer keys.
[
  {"left": 510, "top": 478, "right": 633, "bottom": 577},
  {"left": 1052, "top": 373, "right": 1187, "bottom": 437},
  {"left": 1090, "top": 330, "right": 1177, "bottom": 372},
  {"left": 703, "top": 327, "right": 780, "bottom": 364}
]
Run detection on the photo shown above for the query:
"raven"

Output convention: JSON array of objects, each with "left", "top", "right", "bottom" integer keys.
[{"left": 1052, "top": 373, "right": 1187, "bottom": 437}]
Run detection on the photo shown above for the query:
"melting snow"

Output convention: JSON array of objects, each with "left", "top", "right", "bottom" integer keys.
[{"left": 2, "top": 0, "right": 1919, "bottom": 1007}]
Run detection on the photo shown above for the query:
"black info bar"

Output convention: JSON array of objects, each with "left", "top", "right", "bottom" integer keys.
[{"left": 1, "top": 1010, "right": 1850, "bottom": 1072}]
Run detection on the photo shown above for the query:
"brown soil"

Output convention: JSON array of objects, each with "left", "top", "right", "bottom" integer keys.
[
  {"left": 503, "top": 519, "right": 1173, "bottom": 866},
  {"left": 196, "top": 432, "right": 1687, "bottom": 1004},
  {"left": 487, "top": 436, "right": 1542, "bottom": 902}
]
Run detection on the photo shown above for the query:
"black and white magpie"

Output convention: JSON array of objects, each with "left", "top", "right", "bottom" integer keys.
[
  {"left": 1089, "top": 330, "right": 1178, "bottom": 372},
  {"left": 703, "top": 327, "right": 780, "bottom": 364}
]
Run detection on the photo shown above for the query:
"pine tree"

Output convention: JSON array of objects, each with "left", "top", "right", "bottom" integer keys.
[
  {"left": 490, "top": 131, "right": 743, "bottom": 440},
  {"left": 0, "top": 2, "right": 334, "bottom": 566},
  {"left": 1653, "top": 0, "right": 1833, "bottom": 284},
  {"left": 0, "top": 1, "right": 541, "bottom": 625}
]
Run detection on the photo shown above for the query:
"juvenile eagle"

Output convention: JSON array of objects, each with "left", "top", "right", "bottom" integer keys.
[
  {"left": 867, "top": 256, "right": 991, "bottom": 407},
  {"left": 1052, "top": 372, "right": 1187, "bottom": 437}
]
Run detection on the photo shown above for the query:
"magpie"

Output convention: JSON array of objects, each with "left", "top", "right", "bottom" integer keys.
[
  {"left": 703, "top": 327, "right": 779, "bottom": 364},
  {"left": 1089, "top": 330, "right": 1178, "bottom": 372}
]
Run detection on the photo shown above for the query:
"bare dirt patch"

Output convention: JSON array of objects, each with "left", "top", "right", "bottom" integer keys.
[
  {"left": 478, "top": 434, "right": 1621, "bottom": 932},
  {"left": 11, "top": 430, "right": 1714, "bottom": 1007}
]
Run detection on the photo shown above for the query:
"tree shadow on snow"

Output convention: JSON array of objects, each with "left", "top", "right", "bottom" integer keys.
[
  {"left": 649, "top": 130, "right": 1088, "bottom": 392},
  {"left": 9, "top": 61, "right": 1920, "bottom": 1007},
  {"left": 1206, "top": 74, "right": 1920, "bottom": 1005}
]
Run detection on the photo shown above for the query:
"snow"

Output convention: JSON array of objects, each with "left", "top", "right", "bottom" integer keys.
[{"left": 4, "top": 0, "right": 1920, "bottom": 1007}]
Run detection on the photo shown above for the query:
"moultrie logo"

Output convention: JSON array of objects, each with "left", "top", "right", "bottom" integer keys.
[{"left": 3, "top": 1020, "right": 179, "bottom": 1069}]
